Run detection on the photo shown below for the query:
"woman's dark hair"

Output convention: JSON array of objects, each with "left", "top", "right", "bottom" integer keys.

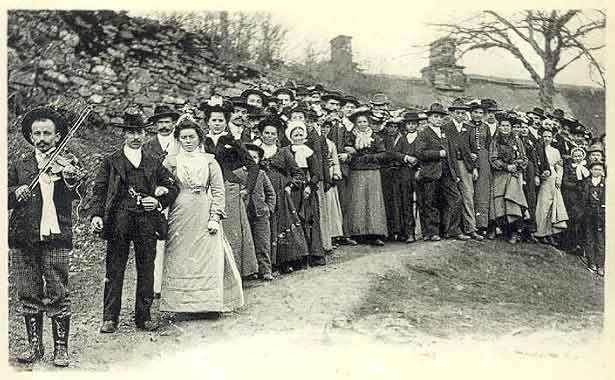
[
  {"left": 174, "top": 118, "right": 204, "bottom": 143},
  {"left": 540, "top": 128, "right": 553, "bottom": 137},
  {"left": 204, "top": 109, "right": 231, "bottom": 125}
]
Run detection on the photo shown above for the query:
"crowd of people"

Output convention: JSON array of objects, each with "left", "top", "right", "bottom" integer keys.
[{"left": 8, "top": 82, "right": 606, "bottom": 367}]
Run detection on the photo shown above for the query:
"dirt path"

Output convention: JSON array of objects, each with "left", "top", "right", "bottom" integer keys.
[{"left": 8, "top": 240, "right": 606, "bottom": 377}]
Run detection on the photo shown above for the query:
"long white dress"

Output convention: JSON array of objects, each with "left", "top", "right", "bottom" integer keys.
[
  {"left": 535, "top": 145, "right": 569, "bottom": 237},
  {"left": 160, "top": 149, "right": 244, "bottom": 312}
]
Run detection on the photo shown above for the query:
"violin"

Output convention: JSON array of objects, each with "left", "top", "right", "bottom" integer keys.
[{"left": 39, "top": 152, "right": 85, "bottom": 180}]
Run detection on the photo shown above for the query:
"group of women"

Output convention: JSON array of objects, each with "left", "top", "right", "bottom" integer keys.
[{"left": 152, "top": 87, "right": 607, "bottom": 319}]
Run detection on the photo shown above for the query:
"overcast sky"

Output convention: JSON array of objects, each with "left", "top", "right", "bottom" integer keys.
[
  {"left": 274, "top": 7, "right": 605, "bottom": 87},
  {"left": 131, "top": 1, "right": 606, "bottom": 87}
]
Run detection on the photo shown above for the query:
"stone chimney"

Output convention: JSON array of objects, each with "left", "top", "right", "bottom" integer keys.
[
  {"left": 420, "top": 37, "right": 466, "bottom": 91},
  {"left": 330, "top": 35, "right": 354, "bottom": 76}
]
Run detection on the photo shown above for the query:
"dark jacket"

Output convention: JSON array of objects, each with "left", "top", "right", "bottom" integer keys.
[
  {"left": 248, "top": 170, "right": 277, "bottom": 218},
  {"left": 203, "top": 134, "right": 258, "bottom": 194},
  {"left": 444, "top": 120, "right": 477, "bottom": 172},
  {"left": 415, "top": 125, "right": 459, "bottom": 182},
  {"left": 327, "top": 122, "right": 354, "bottom": 177},
  {"left": 8, "top": 152, "right": 83, "bottom": 249},
  {"left": 582, "top": 176, "right": 605, "bottom": 224},
  {"left": 346, "top": 132, "right": 387, "bottom": 171},
  {"left": 142, "top": 135, "right": 179, "bottom": 162},
  {"left": 385, "top": 133, "right": 420, "bottom": 181},
  {"left": 89, "top": 149, "right": 179, "bottom": 240}
]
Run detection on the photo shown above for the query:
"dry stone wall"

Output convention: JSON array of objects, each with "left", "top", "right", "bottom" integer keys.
[{"left": 8, "top": 10, "right": 267, "bottom": 129}]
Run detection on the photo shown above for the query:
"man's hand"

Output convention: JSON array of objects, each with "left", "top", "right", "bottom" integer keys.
[
  {"left": 439, "top": 150, "right": 447, "bottom": 158},
  {"left": 507, "top": 164, "right": 517, "bottom": 173},
  {"left": 534, "top": 176, "right": 540, "bottom": 187},
  {"left": 284, "top": 186, "right": 292, "bottom": 194},
  {"left": 332, "top": 173, "right": 341, "bottom": 181},
  {"left": 470, "top": 153, "right": 478, "bottom": 161},
  {"left": 338, "top": 153, "right": 349, "bottom": 162},
  {"left": 91, "top": 216, "right": 103, "bottom": 232},
  {"left": 472, "top": 168, "right": 479, "bottom": 181},
  {"left": 141, "top": 196, "right": 160, "bottom": 212},
  {"left": 555, "top": 180, "right": 561, "bottom": 189},
  {"left": 14, "top": 185, "right": 31, "bottom": 202},
  {"left": 345, "top": 147, "right": 357, "bottom": 155},
  {"left": 303, "top": 186, "right": 312, "bottom": 199},
  {"left": 239, "top": 189, "right": 249, "bottom": 200}
]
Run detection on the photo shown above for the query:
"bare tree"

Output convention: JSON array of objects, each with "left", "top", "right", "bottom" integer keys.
[
  {"left": 143, "top": 11, "right": 288, "bottom": 67},
  {"left": 430, "top": 10, "right": 605, "bottom": 108}
]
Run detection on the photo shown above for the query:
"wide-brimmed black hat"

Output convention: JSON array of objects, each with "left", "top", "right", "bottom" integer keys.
[
  {"left": 342, "top": 96, "right": 361, "bottom": 107},
  {"left": 402, "top": 111, "right": 422, "bottom": 123},
  {"left": 548, "top": 108, "right": 565, "bottom": 120},
  {"left": 112, "top": 111, "right": 150, "bottom": 130},
  {"left": 528, "top": 107, "right": 546, "bottom": 120},
  {"left": 244, "top": 143, "right": 265, "bottom": 159},
  {"left": 199, "top": 97, "right": 234, "bottom": 115},
  {"left": 147, "top": 105, "right": 180, "bottom": 124},
  {"left": 241, "top": 88, "right": 267, "bottom": 101},
  {"left": 321, "top": 91, "right": 345, "bottom": 102},
  {"left": 348, "top": 107, "right": 372, "bottom": 124},
  {"left": 256, "top": 115, "right": 286, "bottom": 134},
  {"left": 425, "top": 102, "right": 448, "bottom": 116},
  {"left": 271, "top": 88, "right": 295, "bottom": 100},
  {"left": 466, "top": 99, "right": 484, "bottom": 111},
  {"left": 448, "top": 98, "right": 469, "bottom": 111},
  {"left": 495, "top": 112, "right": 518, "bottom": 125},
  {"left": 308, "top": 84, "right": 326, "bottom": 94},
  {"left": 230, "top": 96, "right": 249, "bottom": 109},
  {"left": 481, "top": 98, "right": 500, "bottom": 112},
  {"left": 286, "top": 103, "right": 310, "bottom": 118},
  {"left": 20, "top": 106, "right": 69, "bottom": 145}
]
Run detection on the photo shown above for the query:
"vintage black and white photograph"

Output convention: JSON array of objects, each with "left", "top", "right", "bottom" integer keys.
[{"left": 4, "top": 1, "right": 609, "bottom": 377}]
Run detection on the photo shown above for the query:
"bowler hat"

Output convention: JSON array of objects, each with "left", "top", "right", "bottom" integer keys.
[
  {"left": 370, "top": 93, "right": 390, "bottom": 105},
  {"left": 402, "top": 111, "right": 422, "bottom": 123},
  {"left": 321, "top": 91, "right": 345, "bottom": 102},
  {"left": 448, "top": 98, "right": 469, "bottom": 111},
  {"left": 587, "top": 142, "right": 604, "bottom": 155},
  {"left": 528, "top": 107, "right": 546, "bottom": 120},
  {"left": 112, "top": 110, "right": 150, "bottom": 130},
  {"left": 342, "top": 96, "right": 361, "bottom": 107},
  {"left": 20, "top": 105, "right": 69, "bottom": 145},
  {"left": 481, "top": 98, "right": 500, "bottom": 112},
  {"left": 549, "top": 108, "right": 565, "bottom": 120},
  {"left": 230, "top": 96, "right": 249, "bottom": 109},
  {"left": 147, "top": 105, "right": 180, "bottom": 124},
  {"left": 241, "top": 88, "right": 267, "bottom": 101},
  {"left": 425, "top": 102, "right": 448, "bottom": 116}
]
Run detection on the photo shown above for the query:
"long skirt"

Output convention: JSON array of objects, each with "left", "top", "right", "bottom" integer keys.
[
  {"left": 316, "top": 181, "right": 333, "bottom": 250},
  {"left": 337, "top": 171, "right": 353, "bottom": 236},
  {"left": 348, "top": 169, "right": 388, "bottom": 237},
  {"left": 270, "top": 190, "right": 309, "bottom": 266},
  {"left": 535, "top": 175, "right": 569, "bottom": 237},
  {"left": 161, "top": 190, "right": 244, "bottom": 313},
  {"left": 325, "top": 185, "right": 344, "bottom": 238},
  {"left": 474, "top": 149, "right": 492, "bottom": 229},
  {"left": 491, "top": 172, "right": 528, "bottom": 224},
  {"left": 221, "top": 181, "right": 258, "bottom": 278}
]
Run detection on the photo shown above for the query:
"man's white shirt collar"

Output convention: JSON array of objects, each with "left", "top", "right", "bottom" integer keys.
[{"left": 123, "top": 145, "right": 142, "bottom": 168}]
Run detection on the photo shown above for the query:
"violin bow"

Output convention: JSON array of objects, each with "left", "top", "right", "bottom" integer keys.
[{"left": 27, "top": 104, "right": 93, "bottom": 192}]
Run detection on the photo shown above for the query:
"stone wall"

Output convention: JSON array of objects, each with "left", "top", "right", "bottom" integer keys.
[{"left": 7, "top": 10, "right": 266, "bottom": 129}]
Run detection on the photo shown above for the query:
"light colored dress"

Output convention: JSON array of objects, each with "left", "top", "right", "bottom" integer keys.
[
  {"left": 325, "top": 138, "right": 344, "bottom": 238},
  {"left": 535, "top": 145, "right": 569, "bottom": 237},
  {"left": 160, "top": 148, "right": 244, "bottom": 313}
]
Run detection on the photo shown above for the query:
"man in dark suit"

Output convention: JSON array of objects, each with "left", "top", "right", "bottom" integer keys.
[
  {"left": 9, "top": 105, "right": 85, "bottom": 367},
  {"left": 415, "top": 103, "right": 469, "bottom": 242},
  {"left": 90, "top": 110, "right": 179, "bottom": 333},
  {"left": 444, "top": 99, "right": 484, "bottom": 241},
  {"left": 143, "top": 105, "right": 180, "bottom": 298}
]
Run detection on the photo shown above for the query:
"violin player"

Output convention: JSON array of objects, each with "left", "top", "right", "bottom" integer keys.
[
  {"left": 89, "top": 110, "right": 179, "bottom": 334},
  {"left": 9, "top": 105, "right": 85, "bottom": 367}
]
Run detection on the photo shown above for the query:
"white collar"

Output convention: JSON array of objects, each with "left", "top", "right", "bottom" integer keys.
[
  {"left": 207, "top": 131, "right": 228, "bottom": 145},
  {"left": 591, "top": 177, "right": 603, "bottom": 186},
  {"left": 123, "top": 145, "right": 142, "bottom": 168},
  {"left": 429, "top": 125, "right": 442, "bottom": 138},
  {"left": 261, "top": 143, "right": 278, "bottom": 159}
]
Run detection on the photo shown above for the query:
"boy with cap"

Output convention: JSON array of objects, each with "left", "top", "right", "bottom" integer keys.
[
  {"left": 582, "top": 161, "right": 606, "bottom": 276},
  {"left": 90, "top": 110, "right": 179, "bottom": 333},
  {"left": 240, "top": 144, "right": 277, "bottom": 280}
]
